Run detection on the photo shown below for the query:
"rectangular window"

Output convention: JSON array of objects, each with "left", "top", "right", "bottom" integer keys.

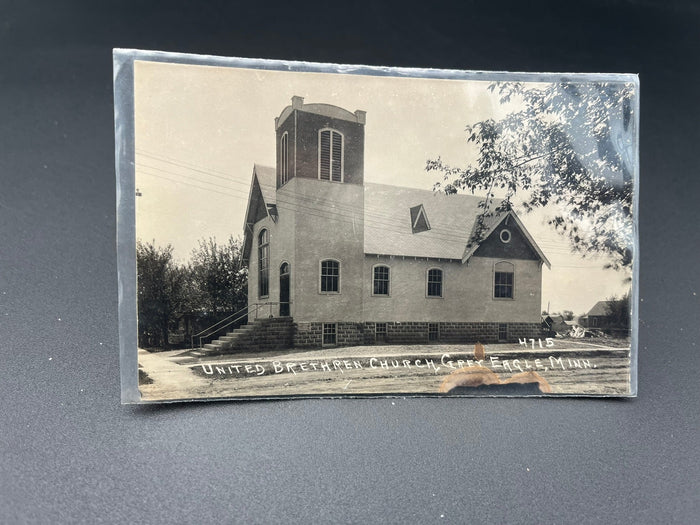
[
  {"left": 373, "top": 266, "right": 390, "bottom": 295},
  {"left": 375, "top": 322, "right": 387, "bottom": 343},
  {"left": 428, "top": 323, "right": 439, "bottom": 342},
  {"left": 427, "top": 268, "right": 443, "bottom": 297},
  {"left": 498, "top": 323, "right": 508, "bottom": 341},
  {"left": 320, "top": 260, "right": 340, "bottom": 293},
  {"left": 494, "top": 271, "right": 514, "bottom": 298},
  {"left": 323, "top": 323, "right": 337, "bottom": 346}
]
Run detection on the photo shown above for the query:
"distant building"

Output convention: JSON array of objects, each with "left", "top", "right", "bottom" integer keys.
[
  {"left": 581, "top": 300, "right": 623, "bottom": 332},
  {"left": 238, "top": 97, "right": 551, "bottom": 349}
]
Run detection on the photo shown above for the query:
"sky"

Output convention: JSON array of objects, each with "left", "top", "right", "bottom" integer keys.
[{"left": 133, "top": 60, "right": 633, "bottom": 315}]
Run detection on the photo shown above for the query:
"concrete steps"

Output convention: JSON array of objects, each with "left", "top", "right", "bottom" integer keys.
[{"left": 198, "top": 317, "right": 294, "bottom": 356}]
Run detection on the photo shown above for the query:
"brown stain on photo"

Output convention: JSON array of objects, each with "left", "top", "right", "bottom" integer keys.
[
  {"left": 438, "top": 365, "right": 552, "bottom": 394},
  {"left": 474, "top": 342, "right": 485, "bottom": 361}
]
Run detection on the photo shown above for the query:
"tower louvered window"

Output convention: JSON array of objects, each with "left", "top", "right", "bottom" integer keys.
[{"left": 319, "top": 129, "right": 343, "bottom": 182}]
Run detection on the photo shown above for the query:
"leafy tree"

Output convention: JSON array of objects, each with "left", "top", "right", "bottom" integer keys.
[
  {"left": 189, "top": 236, "right": 248, "bottom": 318},
  {"left": 561, "top": 310, "right": 574, "bottom": 321},
  {"left": 136, "top": 241, "right": 190, "bottom": 348},
  {"left": 605, "top": 291, "right": 631, "bottom": 330},
  {"left": 427, "top": 81, "right": 636, "bottom": 271}
]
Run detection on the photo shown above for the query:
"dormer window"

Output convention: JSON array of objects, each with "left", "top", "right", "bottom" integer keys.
[
  {"left": 319, "top": 129, "right": 343, "bottom": 182},
  {"left": 410, "top": 204, "right": 431, "bottom": 233},
  {"left": 280, "top": 132, "right": 289, "bottom": 186}
]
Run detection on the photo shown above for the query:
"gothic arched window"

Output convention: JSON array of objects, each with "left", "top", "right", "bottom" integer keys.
[{"left": 258, "top": 229, "right": 269, "bottom": 298}]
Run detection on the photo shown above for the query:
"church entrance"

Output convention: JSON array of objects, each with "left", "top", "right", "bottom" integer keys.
[{"left": 279, "top": 262, "right": 290, "bottom": 316}]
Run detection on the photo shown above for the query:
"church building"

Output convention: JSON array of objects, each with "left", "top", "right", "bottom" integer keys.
[{"left": 240, "top": 96, "right": 550, "bottom": 349}]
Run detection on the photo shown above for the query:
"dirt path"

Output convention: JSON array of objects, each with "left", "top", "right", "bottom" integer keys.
[
  {"left": 137, "top": 341, "right": 632, "bottom": 401},
  {"left": 138, "top": 349, "right": 214, "bottom": 401}
]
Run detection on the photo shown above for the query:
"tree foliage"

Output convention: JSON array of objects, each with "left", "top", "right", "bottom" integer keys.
[
  {"left": 189, "top": 236, "right": 248, "bottom": 315},
  {"left": 136, "top": 236, "right": 248, "bottom": 349},
  {"left": 136, "top": 241, "right": 189, "bottom": 348},
  {"left": 427, "top": 81, "right": 636, "bottom": 271},
  {"left": 605, "top": 291, "right": 631, "bottom": 330}
]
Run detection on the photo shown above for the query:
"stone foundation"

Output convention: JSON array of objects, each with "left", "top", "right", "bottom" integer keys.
[{"left": 293, "top": 321, "right": 543, "bottom": 348}]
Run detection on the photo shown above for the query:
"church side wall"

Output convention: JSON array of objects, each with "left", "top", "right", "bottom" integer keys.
[
  {"left": 292, "top": 178, "right": 364, "bottom": 324},
  {"left": 247, "top": 184, "right": 297, "bottom": 321},
  {"left": 361, "top": 256, "right": 542, "bottom": 323}
]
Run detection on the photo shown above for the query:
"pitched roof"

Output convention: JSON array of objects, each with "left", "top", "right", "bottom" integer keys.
[
  {"left": 587, "top": 300, "right": 612, "bottom": 316},
  {"left": 242, "top": 174, "right": 549, "bottom": 266},
  {"left": 364, "top": 183, "right": 549, "bottom": 265},
  {"left": 460, "top": 207, "right": 550, "bottom": 268},
  {"left": 241, "top": 165, "right": 276, "bottom": 263},
  {"left": 253, "top": 164, "right": 276, "bottom": 205},
  {"left": 364, "top": 183, "right": 499, "bottom": 260}
]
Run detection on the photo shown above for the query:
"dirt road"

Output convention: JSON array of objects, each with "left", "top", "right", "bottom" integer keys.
[{"left": 137, "top": 339, "right": 632, "bottom": 402}]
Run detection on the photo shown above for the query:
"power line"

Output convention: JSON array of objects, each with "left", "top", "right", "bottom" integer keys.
[
  {"left": 137, "top": 165, "right": 468, "bottom": 243},
  {"left": 136, "top": 152, "right": 254, "bottom": 189},
  {"left": 135, "top": 155, "right": 621, "bottom": 260},
  {"left": 137, "top": 149, "right": 464, "bottom": 232},
  {"left": 137, "top": 147, "right": 489, "bottom": 232}
]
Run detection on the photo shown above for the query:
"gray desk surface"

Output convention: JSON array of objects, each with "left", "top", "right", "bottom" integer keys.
[{"left": 1, "top": 2, "right": 698, "bottom": 523}]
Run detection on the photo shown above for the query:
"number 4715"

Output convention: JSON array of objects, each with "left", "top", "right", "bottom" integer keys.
[{"left": 519, "top": 338, "right": 554, "bottom": 349}]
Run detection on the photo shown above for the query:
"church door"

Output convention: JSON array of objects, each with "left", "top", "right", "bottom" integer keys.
[{"left": 279, "top": 263, "right": 290, "bottom": 316}]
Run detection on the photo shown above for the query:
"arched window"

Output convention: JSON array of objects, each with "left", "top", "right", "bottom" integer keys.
[
  {"left": 494, "top": 261, "right": 514, "bottom": 299},
  {"left": 319, "top": 129, "right": 343, "bottom": 182},
  {"left": 258, "top": 229, "right": 269, "bottom": 298},
  {"left": 280, "top": 132, "right": 289, "bottom": 186},
  {"left": 373, "top": 265, "right": 390, "bottom": 296},
  {"left": 320, "top": 259, "right": 340, "bottom": 293},
  {"left": 426, "top": 268, "right": 443, "bottom": 298}
]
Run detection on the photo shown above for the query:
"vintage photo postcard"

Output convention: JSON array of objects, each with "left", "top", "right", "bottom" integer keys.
[{"left": 114, "top": 50, "right": 639, "bottom": 403}]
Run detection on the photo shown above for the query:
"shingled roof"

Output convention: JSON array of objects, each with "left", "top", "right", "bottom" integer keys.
[
  {"left": 364, "top": 183, "right": 549, "bottom": 266},
  {"left": 242, "top": 170, "right": 549, "bottom": 266},
  {"left": 587, "top": 301, "right": 612, "bottom": 317},
  {"left": 364, "top": 183, "right": 486, "bottom": 260}
]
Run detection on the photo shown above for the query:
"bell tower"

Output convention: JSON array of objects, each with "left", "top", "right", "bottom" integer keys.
[
  {"left": 270, "top": 97, "right": 367, "bottom": 324},
  {"left": 274, "top": 96, "right": 365, "bottom": 189}
]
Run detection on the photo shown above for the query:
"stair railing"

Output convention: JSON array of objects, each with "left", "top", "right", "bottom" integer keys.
[{"left": 190, "top": 302, "right": 281, "bottom": 350}]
